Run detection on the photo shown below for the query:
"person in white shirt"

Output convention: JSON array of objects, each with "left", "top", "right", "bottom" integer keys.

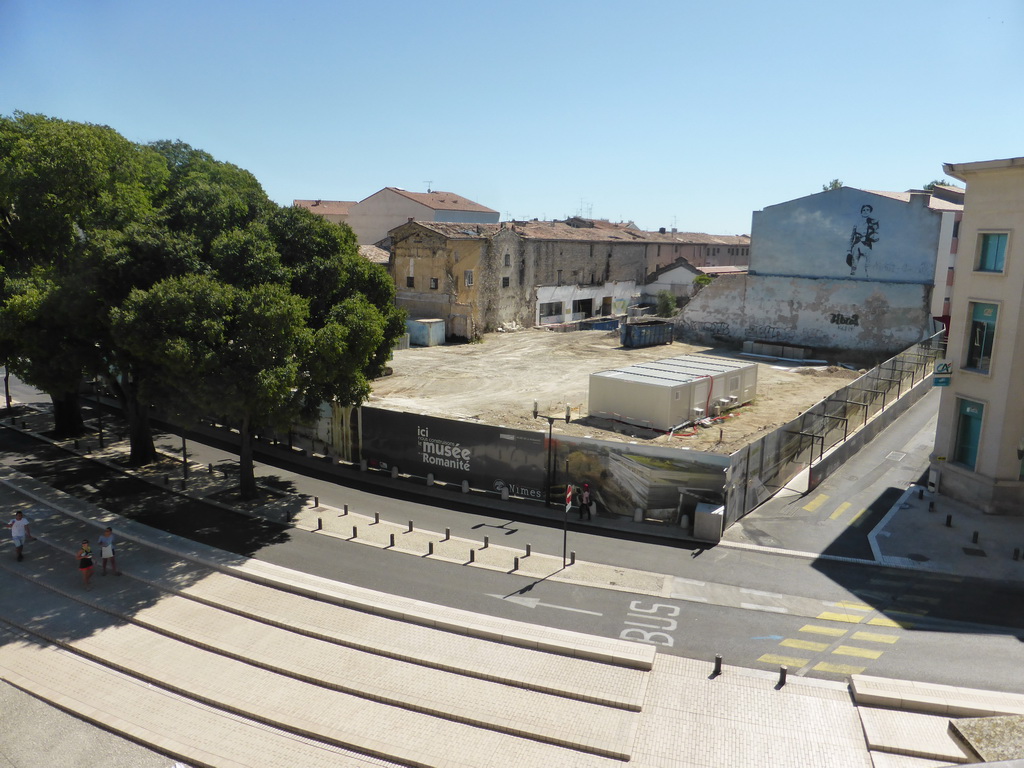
[{"left": 7, "top": 511, "right": 33, "bottom": 562}]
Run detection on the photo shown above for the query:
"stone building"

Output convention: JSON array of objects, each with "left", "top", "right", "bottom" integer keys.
[
  {"left": 295, "top": 188, "right": 499, "bottom": 245},
  {"left": 675, "top": 186, "right": 962, "bottom": 360},
  {"left": 390, "top": 219, "right": 748, "bottom": 340},
  {"left": 931, "top": 157, "right": 1024, "bottom": 515}
]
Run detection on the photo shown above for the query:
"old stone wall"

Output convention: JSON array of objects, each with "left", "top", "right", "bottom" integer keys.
[{"left": 676, "top": 273, "right": 933, "bottom": 360}]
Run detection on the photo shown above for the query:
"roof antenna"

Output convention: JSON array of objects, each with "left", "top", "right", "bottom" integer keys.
[{"left": 424, "top": 180, "right": 433, "bottom": 193}]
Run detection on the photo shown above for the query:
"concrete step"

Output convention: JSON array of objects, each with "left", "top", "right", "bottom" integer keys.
[
  {"left": 0, "top": 546, "right": 640, "bottom": 754},
  {"left": 0, "top": 572, "right": 634, "bottom": 766},
  {"left": 0, "top": 624, "right": 408, "bottom": 768},
  {"left": 852, "top": 674, "right": 1024, "bottom": 718}
]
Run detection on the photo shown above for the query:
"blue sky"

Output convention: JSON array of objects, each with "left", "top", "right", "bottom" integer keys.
[{"left": 3, "top": 0, "right": 1022, "bottom": 234}]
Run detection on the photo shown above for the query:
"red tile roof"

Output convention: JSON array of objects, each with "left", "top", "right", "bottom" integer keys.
[
  {"left": 293, "top": 200, "right": 355, "bottom": 215},
  {"left": 383, "top": 188, "right": 498, "bottom": 214}
]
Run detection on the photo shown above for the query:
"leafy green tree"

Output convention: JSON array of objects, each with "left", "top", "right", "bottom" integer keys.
[
  {"left": 924, "top": 179, "right": 952, "bottom": 190},
  {"left": 655, "top": 290, "right": 676, "bottom": 317},
  {"left": 113, "top": 268, "right": 402, "bottom": 499},
  {"left": 821, "top": 179, "right": 843, "bottom": 192},
  {"left": 0, "top": 112, "right": 168, "bottom": 437}
]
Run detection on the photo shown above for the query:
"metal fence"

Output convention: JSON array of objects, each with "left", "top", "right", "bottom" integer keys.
[{"left": 724, "top": 331, "right": 945, "bottom": 528}]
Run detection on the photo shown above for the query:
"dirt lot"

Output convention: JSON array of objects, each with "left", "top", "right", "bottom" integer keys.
[{"left": 368, "top": 328, "right": 861, "bottom": 455}]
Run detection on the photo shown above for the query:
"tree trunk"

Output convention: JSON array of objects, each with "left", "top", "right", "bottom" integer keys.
[
  {"left": 238, "top": 413, "right": 258, "bottom": 500},
  {"left": 52, "top": 390, "right": 85, "bottom": 438},
  {"left": 120, "top": 382, "right": 156, "bottom": 466}
]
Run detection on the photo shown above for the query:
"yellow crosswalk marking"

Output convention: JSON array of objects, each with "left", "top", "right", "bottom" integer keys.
[
  {"left": 803, "top": 494, "right": 829, "bottom": 512},
  {"left": 852, "top": 631, "right": 899, "bottom": 644},
  {"left": 818, "top": 611, "right": 864, "bottom": 624},
  {"left": 834, "top": 601, "right": 871, "bottom": 611},
  {"left": 828, "top": 502, "right": 852, "bottom": 520},
  {"left": 869, "top": 616, "right": 915, "bottom": 628},
  {"left": 758, "top": 654, "right": 809, "bottom": 667},
  {"left": 833, "top": 645, "right": 883, "bottom": 659},
  {"left": 780, "top": 638, "right": 829, "bottom": 652},
  {"left": 814, "top": 662, "right": 866, "bottom": 675},
  {"left": 799, "top": 625, "right": 847, "bottom": 637}
]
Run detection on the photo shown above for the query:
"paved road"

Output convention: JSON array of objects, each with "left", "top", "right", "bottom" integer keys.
[{"left": 3, "top": 385, "right": 1024, "bottom": 695}]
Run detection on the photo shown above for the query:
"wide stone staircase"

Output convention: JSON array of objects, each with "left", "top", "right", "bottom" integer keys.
[{"left": 0, "top": 472, "right": 655, "bottom": 768}]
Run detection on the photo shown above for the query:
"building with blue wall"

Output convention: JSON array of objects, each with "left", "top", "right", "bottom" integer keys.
[{"left": 675, "top": 186, "right": 961, "bottom": 361}]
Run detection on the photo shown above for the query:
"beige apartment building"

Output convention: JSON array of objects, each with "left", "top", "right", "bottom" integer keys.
[{"left": 932, "top": 157, "right": 1024, "bottom": 514}]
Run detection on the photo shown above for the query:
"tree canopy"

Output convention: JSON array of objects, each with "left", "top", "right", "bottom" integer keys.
[{"left": 0, "top": 112, "right": 405, "bottom": 496}]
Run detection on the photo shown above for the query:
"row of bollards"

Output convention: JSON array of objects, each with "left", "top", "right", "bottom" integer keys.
[
  {"left": 921, "top": 487, "right": 1023, "bottom": 562},
  {"left": 711, "top": 654, "right": 787, "bottom": 688},
  {"left": 325, "top": 505, "right": 564, "bottom": 569}
]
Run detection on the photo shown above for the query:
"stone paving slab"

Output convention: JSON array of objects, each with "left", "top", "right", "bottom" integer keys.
[
  {"left": 859, "top": 708, "right": 973, "bottom": 763},
  {"left": 628, "top": 655, "right": 872, "bottom": 768}
]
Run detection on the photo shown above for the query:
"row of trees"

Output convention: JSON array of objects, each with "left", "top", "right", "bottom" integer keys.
[{"left": 0, "top": 112, "right": 405, "bottom": 498}]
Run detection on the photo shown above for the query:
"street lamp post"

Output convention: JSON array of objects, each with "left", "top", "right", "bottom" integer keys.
[{"left": 533, "top": 401, "right": 572, "bottom": 508}]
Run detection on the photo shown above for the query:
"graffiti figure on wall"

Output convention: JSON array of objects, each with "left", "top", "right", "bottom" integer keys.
[{"left": 845, "top": 204, "right": 879, "bottom": 276}]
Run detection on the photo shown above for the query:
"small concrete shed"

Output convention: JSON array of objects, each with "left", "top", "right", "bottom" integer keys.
[{"left": 588, "top": 354, "right": 758, "bottom": 431}]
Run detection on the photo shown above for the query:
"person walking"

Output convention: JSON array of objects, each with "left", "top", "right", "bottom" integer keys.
[
  {"left": 581, "top": 483, "right": 592, "bottom": 520},
  {"left": 7, "top": 511, "right": 34, "bottom": 561},
  {"left": 97, "top": 527, "right": 121, "bottom": 576},
  {"left": 77, "top": 540, "right": 94, "bottom": 590}
]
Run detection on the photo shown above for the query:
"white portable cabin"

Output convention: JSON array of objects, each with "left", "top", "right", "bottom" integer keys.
[{"left": 588, "top": 354, "right": 758, "bottom": 432}]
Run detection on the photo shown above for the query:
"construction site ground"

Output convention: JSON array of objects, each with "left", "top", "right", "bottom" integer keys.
[{"left": 368, "top": 328, "right": 861, "bottom": 456}]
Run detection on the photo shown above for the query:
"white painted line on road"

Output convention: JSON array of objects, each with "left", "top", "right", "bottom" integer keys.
[
  {"left": 673, "top": 577, "right": 706, "bottom": 587},
  {"left": 487, "top": 594, "right": 603, "bottom": 616},
  {"left": 669, "top": 594, "right": 708, "bottom": 602},
  {"left": 740, "top": 588, "right": 777, "bottom": 597},
  {"left": 740, "top": 603, "right": 788, "bottom": 614}
]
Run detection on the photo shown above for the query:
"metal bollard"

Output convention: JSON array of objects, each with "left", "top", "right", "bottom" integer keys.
[
  {"left": 713, "top": 654, "right": 723, "bottom": 677},
  {"left": 343, "top": 504, "right": 348, "bottom": 516},
  {"left": 570, "top": 551, "right": 576, "bottom": 565},
  {"left": 389, "top": 533, "right": 395, "bottom": 548},
  {"left": 469, "top": 549, "right": 475, "bottom": 563},
  {"left": 918, "top": 488, "right": 924, "bottom": 500},
  {"left": 483, "top": 536, "right": 489, "bottom": 549},
  {"left": 778, "top": 666, "right": 788, "bottom": 687},
  {"left": 945, "top": 514, "right": 952, "bottom": 528},
  {"left": 525, "top": 544, "right": 532, "bottom": 557},
  {"left": 317, "top": 517, "right": 322, "bottom": 530},
  {"left": 408, "top": 520, "right": 414, "bottom": 533},
  {"left": 314, "top": 496, "right": 319, "bottom": 508},
  {"left": 352, "top": 525, "right": 358, "bottom": 539},
  {"left": 374, "top": 512, "right": 380, "bottom": 524},
  {"left": 444, "top": 528, "right": 450, "bottom": 541},
  {"left": 514, "top": 556, "right": 520, "bottom": 571},
  {"left": 208, "top": 463, "right": 213, "bottom": 474},
  {"left": 929, "top": 501, "right": 935, "bottom": 512},
  {"left": 428, "top": 541, "right": 434, "bottom": 556},
  {"left": 972, "top": 531, "right": 979, "bottom": 544}
]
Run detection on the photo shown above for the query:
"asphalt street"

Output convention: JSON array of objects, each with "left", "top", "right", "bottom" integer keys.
[{"left": 2, "top": 382, "right": 1023, "bottom": 696}]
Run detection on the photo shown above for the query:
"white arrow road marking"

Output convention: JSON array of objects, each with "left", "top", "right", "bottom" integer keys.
[{"left": 488, "top": 594, "right": 604, "bottom": 616}]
